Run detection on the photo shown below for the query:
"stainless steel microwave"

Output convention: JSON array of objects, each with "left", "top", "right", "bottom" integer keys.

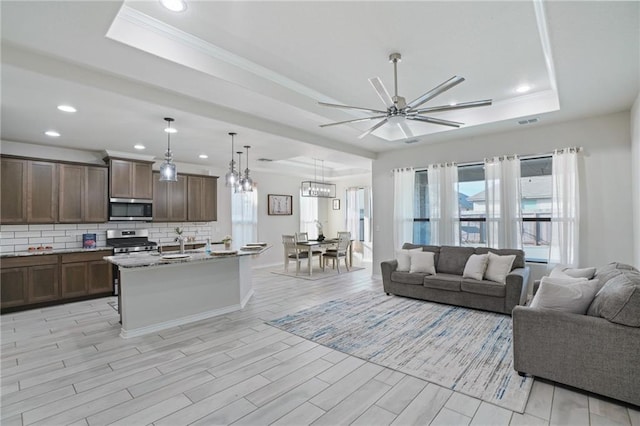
[{"left": 109, "top": 198, "right": 153, "bottom": 221}]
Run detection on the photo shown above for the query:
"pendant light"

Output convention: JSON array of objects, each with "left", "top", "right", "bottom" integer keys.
[
  {"left": 301, "top": 159, "right": 335, "bottom": 197},
  {"left": 239, "top": 145, "right": 254, "bottom": 192},
  {"left": 234, "top": 150, "right": 243, "bottom": 193},
  {"left": 224, "top": 132, "right": 239, "bottom": 187},
  {"left": 159, "top": 117, "right": 178, "bottom": 182}
]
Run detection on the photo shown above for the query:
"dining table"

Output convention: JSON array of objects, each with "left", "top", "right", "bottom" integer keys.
[{"left": 295, "top": 238, "right": 353, "bottom": 276}]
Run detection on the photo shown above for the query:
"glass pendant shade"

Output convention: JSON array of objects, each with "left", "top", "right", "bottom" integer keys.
[
  {"left": 240, "top": 145, "right": 254, "bottom": 192},
  {"left": 159, "top": 117, "right": 178, "bottom": 182},
  {"left": 225, "top": 132, "right": 239, "bottom": 187}
]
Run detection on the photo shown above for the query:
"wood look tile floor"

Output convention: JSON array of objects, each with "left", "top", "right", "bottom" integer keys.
[{"left": 2, "top": 265, "right": 638, "bottom": 425}]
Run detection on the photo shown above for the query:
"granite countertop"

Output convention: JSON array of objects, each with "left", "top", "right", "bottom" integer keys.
[
  {"left": 104, "top": 246, "right": 270, "bottom": 269},
  {"left": 1, "top": 246, "right": 114, "bottom": 258}
]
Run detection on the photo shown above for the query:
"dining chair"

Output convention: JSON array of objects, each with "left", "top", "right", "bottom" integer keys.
[
  {"left": 322, "top": 233, "right": 351, "bottom": 273},
  {"left": 282, "top": 234, "right": 322, "bottom": 275},
  {"left": 325, "top": 231, "right": 351, "bottom": 266},
  {"left": 296, "top": 232, "right": 324, "bottom": 256}
]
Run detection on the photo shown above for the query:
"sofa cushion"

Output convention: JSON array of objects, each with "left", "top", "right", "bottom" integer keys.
[
  {"left": 402, "top": 243, "right": 441, "bottom": 265},
  {"left": 395, "top": 248, "right": 422, "bottom": 272},
  {"left": 462, "top": 254, "right": 489, "bottom": 281},
  {"left": 475, "top": 247, "right": 525, "bottom": 270},
  {"left": 484, "top": 252, "right": 516, "bottom": 284},
  {"left": 530, "top": 276, "right": 598, "bottom": 314},
  {"left": 587, "top": 271, "right": 640, "bottom": 327},
  {"left": 423, "top": 273, "right": 462, "bottom": 292},
  {"left": 391, "top": 271, "right": 429, "bottom": 285},
  {"left": 409, "top": 251, "right": 436, "bottom": 274},
  {"left": 436, "top": 246, "right": 475, "bottom": 275},
  {"left": 461, "top": 279, "right": 506, "bottom": 297},
  {"left": 550, "top": 266, "right": 596, "bottom": 280}
]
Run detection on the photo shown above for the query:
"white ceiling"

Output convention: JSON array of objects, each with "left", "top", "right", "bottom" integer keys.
[{"left": 1, "top": 1, "right": 638, "bottom": 178}]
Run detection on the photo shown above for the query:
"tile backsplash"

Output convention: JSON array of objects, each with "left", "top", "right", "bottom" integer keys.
[{"left": 0, "top": 222, "right": 214, "bottom": 254}]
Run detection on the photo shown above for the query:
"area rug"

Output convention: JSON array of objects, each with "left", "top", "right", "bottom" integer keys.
[
  {"left": 271, "top": 266, "right": 365, "bottom": 281},
  {"left": 268, "top": 291, "right": 532, "bottom": 412}
]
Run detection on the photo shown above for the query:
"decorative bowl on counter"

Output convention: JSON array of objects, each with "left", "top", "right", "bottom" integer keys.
[
  {"left": 161, "top": 254, "right": 191, "bottom": 260},
  {"left": 211, "top": 250, "right": 237, "bottom": 256}
]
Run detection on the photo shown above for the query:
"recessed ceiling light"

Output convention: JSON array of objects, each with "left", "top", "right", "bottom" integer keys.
[
  {"left": 199, "top": 154, "right": 208, "bottom": 159},
  {"left": 164, "top": 127, "right": 177, "bottom": 134},
  {"left": 160, "top": 0, "right": 187, "bottom": 12},
  {"left": 57, "top": 105, "right": 77, "bottom": 113},
  {"left": 45, "top": 130, "right": 60, "bottom": 137},
  {"left": 516, "top": 84, "right": 531, "bottom": 93},
  {"left": 134, "top": 144, "right": 146, "bottom": 150}
]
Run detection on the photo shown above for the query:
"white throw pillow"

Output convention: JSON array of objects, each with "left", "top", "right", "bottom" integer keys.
[
  {"left": 484, "top": 252, "right": 516, "bottom": 284},
  {"left": 549, "top": 265, "right": 596, "bottom": 280},
  {"left": 410, "top": 251, "right": 436, "bottom": 274},
  {"left": 529, "top": 276, "right": 599, "bottom": 314},
  {"left": 462, "top": 254, "right": 489, "bottom": 281},
  {"left": 395, "top": 248, "right": 422, "bottom": 272}
]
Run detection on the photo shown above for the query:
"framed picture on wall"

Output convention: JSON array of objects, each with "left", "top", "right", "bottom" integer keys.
[
  {"left": 268, "top": 194, "right": 293, "bottom": 215},
  {"left": 332, "top": 199, "right": 340, "bottom": 210}
]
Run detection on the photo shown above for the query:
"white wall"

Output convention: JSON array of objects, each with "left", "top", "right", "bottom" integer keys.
[
  {"left": 372, "top": 111, "right": 635, "bottom": 277},
  {"left": 631, "top": 93, "right": 640, "bottom": 268}
]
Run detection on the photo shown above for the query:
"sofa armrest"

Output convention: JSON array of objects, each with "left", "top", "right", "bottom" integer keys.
[
  {"left": 504, "top": 267, "right": 529, "bottom": 312},
  {"left": 512, "top": 306, "right": 640, "bottom": 405},
  {"left": 380, "top": 260, "right": 398, "bottom": 290}
]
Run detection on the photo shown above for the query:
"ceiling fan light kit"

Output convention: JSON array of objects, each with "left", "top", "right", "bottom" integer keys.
[{"left": 319, "top": 53, "right": 492, "bottom": 139}]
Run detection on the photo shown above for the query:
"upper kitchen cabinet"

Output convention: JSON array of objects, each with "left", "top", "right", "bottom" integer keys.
[
  {"left": 153, "top": 172, "right": 187, "bottom": 222},
  {"left": 1, "top": 157, "right": 58, "bottom": 224},
  {"left": 107, "top": 158, "right": 153, "bottom": 200},
  {"left": 59, "top": 164, "right": 108, "bottom": 223},
  {"left": 187, "top": 175, "right": 217, "bottom": 222}
]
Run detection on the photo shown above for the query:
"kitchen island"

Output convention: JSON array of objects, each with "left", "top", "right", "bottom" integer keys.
[{"left": 104, "top": 246, "right": 268, "bottom": 338}]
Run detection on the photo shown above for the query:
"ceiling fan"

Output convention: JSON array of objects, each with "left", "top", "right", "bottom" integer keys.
[{"left": 319, "top": 53, "right": 492, "bottom": 139}]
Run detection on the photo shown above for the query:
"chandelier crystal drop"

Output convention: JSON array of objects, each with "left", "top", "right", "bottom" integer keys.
[{"left": 159, "top": 117, "right": 178, "bottom": 182}]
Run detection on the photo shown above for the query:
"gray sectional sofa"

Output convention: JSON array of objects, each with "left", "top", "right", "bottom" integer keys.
[
  {"left": 381, "top": 243, "right": 530, "bottom": 315},
  {"left": 513, "top": 262, "right": 640, "bottom": 406}
]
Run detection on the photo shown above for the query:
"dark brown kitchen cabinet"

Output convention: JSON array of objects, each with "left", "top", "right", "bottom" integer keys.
[
  {"left": 153, "top": 172, "right": 187, "bottom": 221},
  {"left": 0, "top": 255, "right": 59, "bottom": 309},
  {"left": 61, "top": 251, "right": 113, "bottom": 298},
  {"left": 59, "top": 164, "right": 108, "bottom": 223},
  {"left": 107, "top": 158, "right": 153, "bottom": 200},
  {"left": 0, "top": 157, "right": 28, "bottom": 224},
  {"left": 187, "top": 175, "right": 217, "bottom": 221}
]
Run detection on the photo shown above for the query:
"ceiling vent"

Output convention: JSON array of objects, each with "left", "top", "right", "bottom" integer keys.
[
  {"left": 257, "top": 158, "right": 273, "bottom": 162},
  {"left": 518, "top": 118, "right": 539, "bottom": 125},
  {"left": 405, "top": 139, "right": 419, "bottom": 144}
]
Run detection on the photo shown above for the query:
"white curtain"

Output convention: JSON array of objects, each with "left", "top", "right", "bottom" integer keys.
[
  {"left": 549, "top": 148, "right": 580, "bottom": 266},
  {"left": 299, "top": 193, "right": 318, "bottom": 238},
  {"left": 393, "top": 168, "right": 415, "bottom": 250},
  {"left": 231, "top": 187, "right": 258, "bottom": 248},
  {"left": 428, "top": 163, "right": 460, "bottom": 246},
  {"left": 345, "top": 188, "right": 359, "bottom": 240},
  {"left": 485, "top": 156, "right": 523, "bottom": 249}
]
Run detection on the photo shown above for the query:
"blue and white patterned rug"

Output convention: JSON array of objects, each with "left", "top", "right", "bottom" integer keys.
[{"left": 268, "top": 291, "right": 532, "bottom": 412}]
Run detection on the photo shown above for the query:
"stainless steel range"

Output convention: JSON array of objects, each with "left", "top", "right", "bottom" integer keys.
[
  {"left": 107, "top": 229, "right": 157, "bottom": 295},
  {"left": 107, "top": 229, "right": 158, "bottom": 254}
]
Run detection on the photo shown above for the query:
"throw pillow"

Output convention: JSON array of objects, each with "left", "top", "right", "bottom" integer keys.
[
  {"left": 484, "top": 252, "right": 516, "bottom": 284},
  {"left": 396, "top": 248, "right": 422, "bottom": 272},
  {"left": 586, "top": 271, "right": 640, "bottom": 327},
  {"left": 462, "top": 254, "right": 489, "bottom": 281},
  {"left": 410, "top": 251, "right": 436, "bottom": 274},
  {"left": 549, "top": 265, "right": 596, "bottom": 280},
  {"left": 529, "top": 276, "right": 598, "bottom": 314}
]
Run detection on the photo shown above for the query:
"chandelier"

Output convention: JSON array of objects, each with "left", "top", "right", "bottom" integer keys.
[
  {"left": 159, "top": 117, "right": 177, "bottom": 182},
  {"left": 301, "top": 159, "right": 336, "bottom": 198}
]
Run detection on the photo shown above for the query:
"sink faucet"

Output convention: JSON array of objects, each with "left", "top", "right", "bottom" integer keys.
[{"left": 176, "top": 235, "right": 186, "bottom": 254}]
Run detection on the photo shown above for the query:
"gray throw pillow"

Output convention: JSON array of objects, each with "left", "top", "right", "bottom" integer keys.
[{"left": 587, "top": 271, "right": 640, "bottom": 327}]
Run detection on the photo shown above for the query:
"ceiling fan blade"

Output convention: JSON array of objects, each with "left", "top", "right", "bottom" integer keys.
[
  {"left": 397, "top": 120, "right": 414, "bottom": 139},
  {"left": 358, "top": 119, "right": 388, "bottom": 139},
  {"left": 406, "top": 115, "right": 463, "bottom": 128},
  {"left": 407, "top": 76, "right": 465, "bottom": 110},
  {"left": 318, "top": 101, "right": 386, "bottom": 114},
  {"left": 320, "top": 115, "right": 387, "bottom": 128},
  {"left": 368, "top": 77, "right": 394, "bottom": 108},
  {"left": 410, "top": 99, "right": 493, "bottom": 115}
]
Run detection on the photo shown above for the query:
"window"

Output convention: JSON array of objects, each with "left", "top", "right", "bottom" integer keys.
[
  {"left": 520, "top": 156, "right": 552, "bottom": 262},
  {"left": 413, "top": 171, "right": 430, "bottom": 244},
  {"left": 231, "top": 188, "right": 258, "bottom": 247},
  {"left": 458, "top": 164, "right": 486, "bottom": 247}
]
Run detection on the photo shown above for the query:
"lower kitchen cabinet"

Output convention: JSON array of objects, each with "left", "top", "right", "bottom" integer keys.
[
  {"left": 1, "top": 250, "right": 112, "bottom": 312},
  {"left": 1, "top": 255, "right": 59, "bottom": 309}
]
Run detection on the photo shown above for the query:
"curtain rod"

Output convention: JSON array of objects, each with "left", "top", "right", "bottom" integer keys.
[{"left": 392, "top": 146, "right": 584, "bottom": 172}]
